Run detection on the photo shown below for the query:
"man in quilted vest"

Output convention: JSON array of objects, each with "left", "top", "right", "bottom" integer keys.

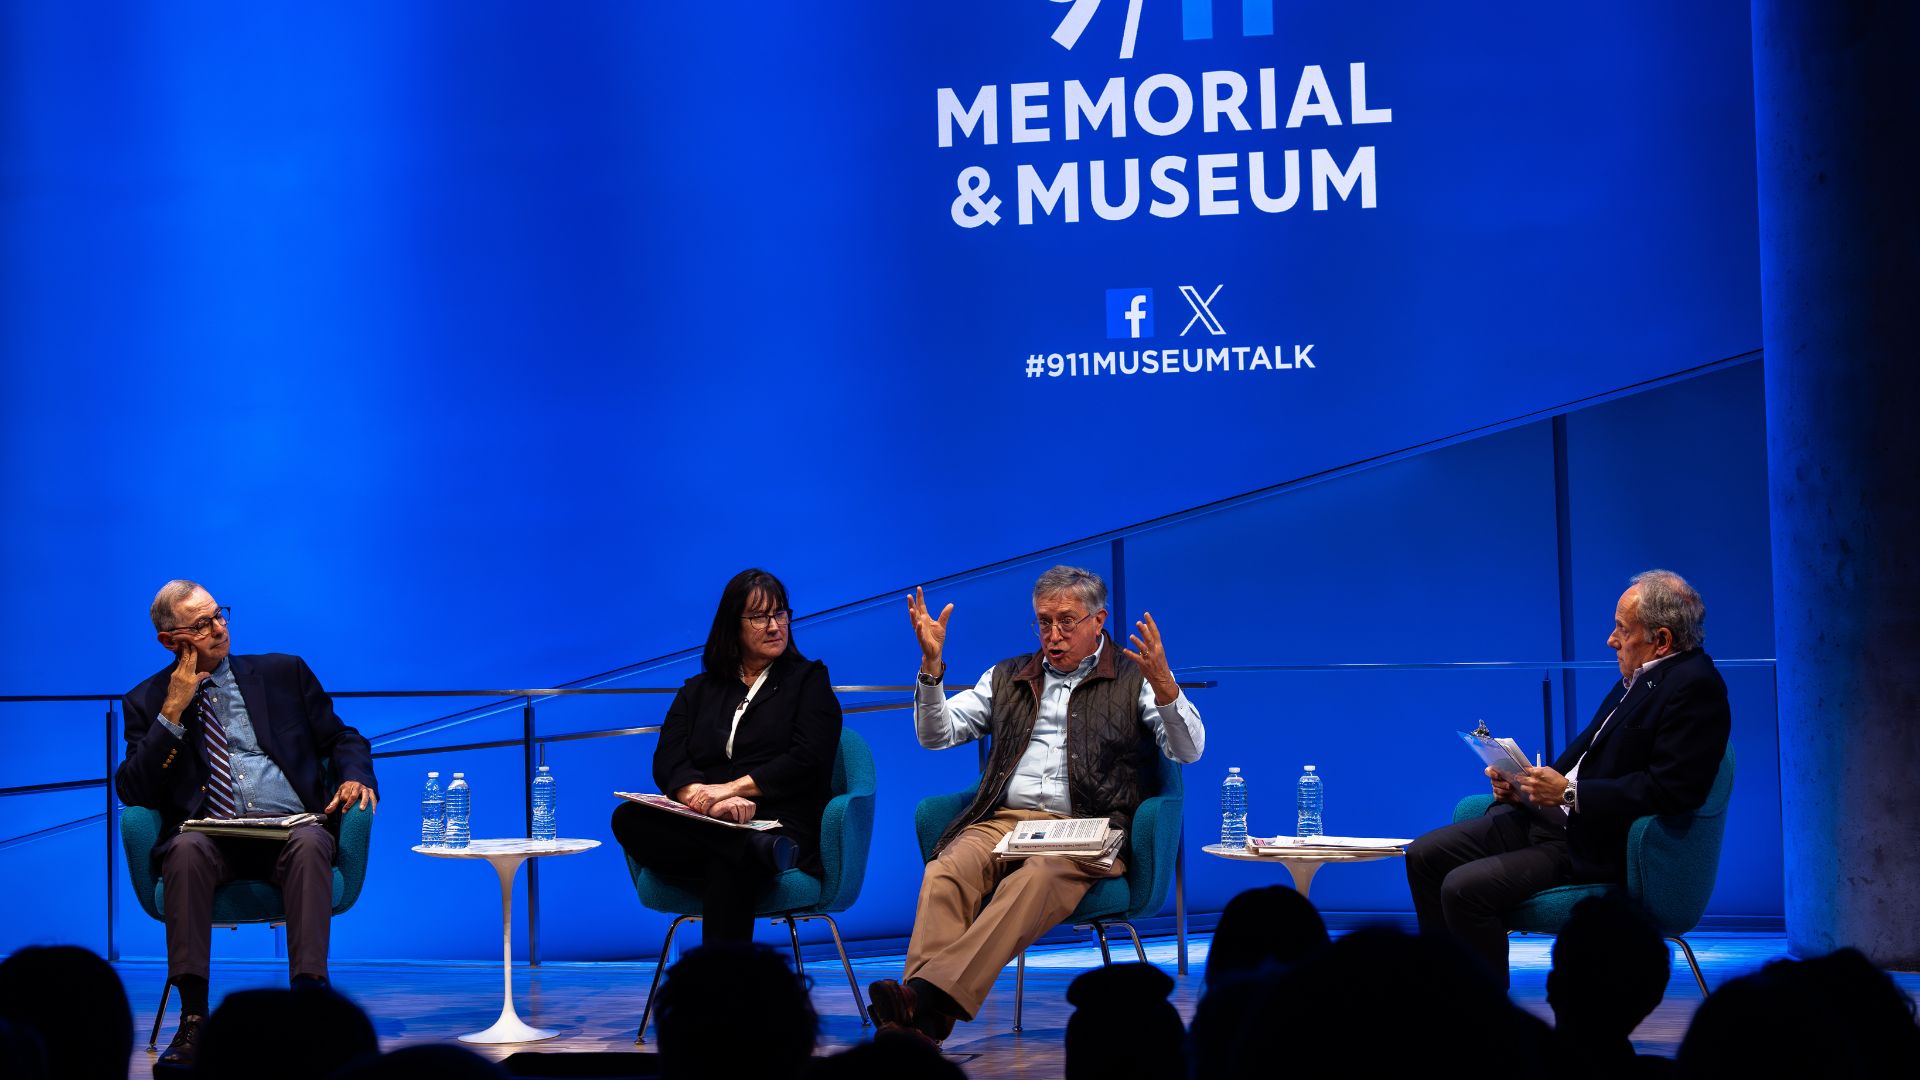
[{"left": 868, "top": 566, "right": 1205, "bottom": 1042}]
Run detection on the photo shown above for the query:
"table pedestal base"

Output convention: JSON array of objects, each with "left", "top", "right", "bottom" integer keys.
[{"left": 457, "top": 852, "right": 558, "bottom": 1045}]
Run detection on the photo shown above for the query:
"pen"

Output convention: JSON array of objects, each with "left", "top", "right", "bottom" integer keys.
[{"left": 1535, "top": 754, "right": 1542, "bottom": 767}]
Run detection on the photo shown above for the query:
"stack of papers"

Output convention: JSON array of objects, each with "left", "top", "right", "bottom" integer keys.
[
  {"left": 613, "top": 792, "right": 783, "bottom": 831},
  {"left": 1459, "top": 728, "right": 1532, "bottom": 779},
  {"left": 993, "top": 818, "right": 1124, "bottom": 870},
  {"left": 1245, "top": 834, "right": 1412, "bottom": 856}
]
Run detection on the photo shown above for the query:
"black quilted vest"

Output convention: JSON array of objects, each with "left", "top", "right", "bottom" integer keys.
[{"left": 932, "top": 634, "right": 1157, "bottom": 856}]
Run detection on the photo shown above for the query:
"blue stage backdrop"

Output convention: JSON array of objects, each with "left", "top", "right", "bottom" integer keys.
[{"left": 1, "top": 2, "right": 1770, "bottom": 962}]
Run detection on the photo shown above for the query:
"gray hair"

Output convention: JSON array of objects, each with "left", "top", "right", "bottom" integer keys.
[
  {"left": 1629, "top": 569, "right": 1705, "bottom": 651},
  {"left": 150, "top": 579, "right": 204, "bottom": 631},
  {"left": 1032, "top": 565, "right": 1107, "bottom": 615}
]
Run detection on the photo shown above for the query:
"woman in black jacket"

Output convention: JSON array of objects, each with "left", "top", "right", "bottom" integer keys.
[{"left": 611, "top": 568, "right": 844, "bottom": 944}]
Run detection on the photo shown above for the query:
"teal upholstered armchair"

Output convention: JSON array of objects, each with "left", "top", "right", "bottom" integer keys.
[
  {"left": 914, "top": 751, "right": 1184, "bottom": 1032},
  {"left": 118, "top": 759, "right": 375, "bottom": 1051},
  {"left": 628, "top": 725, "right": 877, "bottom": 1043},
  {"left": 1450, "top": 744, "right": 1735, "bottom": 994}
]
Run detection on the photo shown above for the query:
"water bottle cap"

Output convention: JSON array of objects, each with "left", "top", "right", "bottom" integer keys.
[
  {"left": 1304, "top": 765, "right": 1316, "bottom": 771},
  {"left": 427, "top": 771, "right": 439, "bottom": 777},
  {"left": 453, "top": 772, "right": 465, "bottom": 778},
  {"left": 1228, "top": 767, "right": 1241, "bottom": 774},
  {"left": 537, "top": 765, "right": 551, "bottom": 773}
]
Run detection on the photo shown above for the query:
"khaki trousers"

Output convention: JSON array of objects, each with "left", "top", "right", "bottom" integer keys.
[{"left": 904, "top": 808, "right": 1126, "bottom": 1019}]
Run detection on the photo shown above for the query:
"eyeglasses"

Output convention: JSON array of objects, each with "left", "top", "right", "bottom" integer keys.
[
  {"left": 741, "top": 610, "right": 792, "bottom": 631},
  {"left": 169, "top": 607, "right": 231, "bottom": 638},
  {"left": 1032, "top": 613, "right": 1094, "bottom": 637}
]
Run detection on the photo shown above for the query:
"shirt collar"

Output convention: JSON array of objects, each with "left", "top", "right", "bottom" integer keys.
[{"left": 1623, "top": 651, "right": 1675, "bottom": 692}]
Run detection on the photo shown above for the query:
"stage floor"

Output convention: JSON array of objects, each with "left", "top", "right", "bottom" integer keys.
[{"left": 111, "top": 931, "right": 1920, "bottom": 1079}]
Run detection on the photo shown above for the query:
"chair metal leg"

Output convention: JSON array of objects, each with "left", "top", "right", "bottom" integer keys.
[
  {"left": 796, "top": 914, "right": 868, "bottom": 1025},
  {"left": 1669, "top": 935, "right": 1710, "bottom": 997},
  {"left": 1013, "top": 950, "right": 1026, "bottom": 1033},
  {"left": 1117, "top": 920, "right": 1148, "bottom": 964},
  {"left": 636, "top": 915, "right": 698, "bottom": 1045},
  {"left": 148, "top": 977, "right": 173, "bottom": 1052},
  {"left": 782, "top": 916, "right": 806, "bottom": 980},
  {"left": 1092, "top": 921, "right": 1113, "bottom": 965}
]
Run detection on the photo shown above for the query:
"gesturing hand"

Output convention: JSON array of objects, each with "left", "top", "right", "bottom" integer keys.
[
  {"left": 1121, "top": 612, "right": 1181, "bottom": 705},
  {"left": 907, "top": 587, "right": 952, "bottom": 672},
  {"left": 709, "top": 796, "right": 757, "bottom": 824}
]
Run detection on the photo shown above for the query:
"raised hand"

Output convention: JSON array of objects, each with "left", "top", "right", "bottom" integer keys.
[
  {"left": 1121, "top": 611, "right": 1181, "bottom": 705},
  {"left": 907, "top": 587, "right": 953, "bottom": 673}
]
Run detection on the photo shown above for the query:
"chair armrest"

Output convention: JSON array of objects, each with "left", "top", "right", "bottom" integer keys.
[
  {"left": 1125, "top": 792, "right": 1185, "bottom": 919},
  {"left": 1453, "top": 794, "right": 1495, "bottom": 824},
  {"left": 118, "top": 806, "right": 165, "bottom": 921},
  {"left": 814, "top": 788, "right": 876, "bottom": 913},
  {"left": 332, "top": 804, "right": 375, "bottom": 913},
  {"left": 915, "top": 787, "right": 977, "bottom": 863}
]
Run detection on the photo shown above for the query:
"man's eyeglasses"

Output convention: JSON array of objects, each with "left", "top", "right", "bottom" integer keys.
[
  {"left": 1033, "top": 613, "right": 1093, "bottom": 637},
  {"left": 169, "top": 607, "right": 231, "bottom": 638},
  {"left": 741, "top": 610, "right": 792, "bottom": 631}
]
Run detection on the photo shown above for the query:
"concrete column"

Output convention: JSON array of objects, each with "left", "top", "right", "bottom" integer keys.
[{"left": 1753, "top": 1, "right": 1920, "bottom": 966}]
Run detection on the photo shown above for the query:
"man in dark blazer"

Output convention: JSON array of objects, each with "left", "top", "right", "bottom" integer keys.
[
  {"left": 115, "top": 579, "right": 377, "bottom": 1066},
  {"left": 1406, "top": 569, "right": 1731, "bottom": 987}
]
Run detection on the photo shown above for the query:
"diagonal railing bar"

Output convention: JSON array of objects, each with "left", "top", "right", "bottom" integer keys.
[{"left": 0, "top": 812, "right": 106, "bottom": 852}]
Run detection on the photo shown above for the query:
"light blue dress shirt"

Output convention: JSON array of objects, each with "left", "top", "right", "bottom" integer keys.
[
  {"left": 156, "top": 658, "right": 307, "bottom": 816},
  {"left": 914, "top": 638, "right": 1205, "bottom": 815}
]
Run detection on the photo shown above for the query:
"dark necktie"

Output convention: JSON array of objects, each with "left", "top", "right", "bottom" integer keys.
[{"left": 197, "top": 680, "right": 239, "bottom": 818}]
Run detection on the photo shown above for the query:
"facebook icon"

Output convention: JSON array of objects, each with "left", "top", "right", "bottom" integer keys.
[{"left": 1105, "top": 288, "right": 1154, "bottom": 339}]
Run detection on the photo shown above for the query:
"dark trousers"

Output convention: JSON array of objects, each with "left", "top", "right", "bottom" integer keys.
[
  {"left": 610, "top": 802, "right": 788, "bottom": 944},
  {"left": 158, "top": 823, "right": 336, "bottom": 985},
  {"left": 1405, "top": 804, "right": 1571, "bottom": 987}
]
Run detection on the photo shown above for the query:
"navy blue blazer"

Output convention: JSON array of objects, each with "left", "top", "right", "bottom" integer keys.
[
  {"left": 1550, "top": 648, "right": 1731, "bottom": 882},
  {"left": 116, "top": 652, "right": 377, "bottom": 859}
]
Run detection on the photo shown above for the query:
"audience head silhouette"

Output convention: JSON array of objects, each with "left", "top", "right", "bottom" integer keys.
[
  {"left": 333, "top": 1042, "right": 506, "bottom": 1078},
  {"left": 0, "top": 944, "right": 132, "bottom": 1080},
  {"left": 656, "top": 942, "right": 817, "bottom": 1080},
  {"left": 1548, "top": 895, "right": 1671, "bottom": 1045},
  {"left": 195, "top": 986, "right": 378, "bottom": 1080},
  {"left": 809, "top": 1028, "right": 966, "bottom": 1080},
  {"left": 1678, "top": 946, "right": 1920, "bottom": 1076},
  {"left": 1064, "top": 962, "right": 1185, "bottom": 1080},
  {"left": 1204, "top": 884, "right": 1330, "bottom": 988}
]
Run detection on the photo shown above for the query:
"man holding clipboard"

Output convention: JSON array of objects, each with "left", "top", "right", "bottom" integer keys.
[{"left": 1405, "top": 571, "right": 1731, "bottom": 987}]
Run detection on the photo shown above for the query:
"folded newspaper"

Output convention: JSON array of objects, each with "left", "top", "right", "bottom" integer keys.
[
  {"left": 180, "top": 812, "right": 325, "bottom": 839},
  {"left": 992, "top": 818, "right": 1124, "bottom": 870},
  {"left": 613, "top": 791, "right": 783, "bottom": 831}
]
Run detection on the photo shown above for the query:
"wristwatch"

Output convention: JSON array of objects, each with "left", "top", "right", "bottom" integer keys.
[
  {"left": 1561, "top": 780, "right": 1578, "bottom": 810},
  {"left": 917, "top": 665, "right": 945, "bottom": 687}
]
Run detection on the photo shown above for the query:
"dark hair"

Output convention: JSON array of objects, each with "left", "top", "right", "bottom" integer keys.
[
  {"left": 0, "top": 945, "right": 130, "bottom": 1080},
  {"left": 1205, "top": 885, "right": 1330, "bottom": 988},
  {"left": 1678, "top": 947, "right": 1920, "bottom": 1075},
  {"left": 656, "top": 943, "right": 817, "bottom": 1080},
  {"left": 701, "top": 568, "right": 803, "bottom": 675},
  {"left": 1546, "top": 894, "right": 1670, "bottom": 1040}
]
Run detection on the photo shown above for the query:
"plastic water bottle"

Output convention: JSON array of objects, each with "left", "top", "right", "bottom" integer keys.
[
  {"left": 1297, "top": 765, "right": 1324, "bottom": 837},
  {"left": 1220, "top": 767, "right": 1248, "bottom": 847},
  {"left": 420, "top": 771, "right": 446, "bottom": 846},
  {"left": 531, "top": 765, "right": 557, "bottom": 841},
  {"left": 444, "top": 772, "right": 471, "bottom": 849}
]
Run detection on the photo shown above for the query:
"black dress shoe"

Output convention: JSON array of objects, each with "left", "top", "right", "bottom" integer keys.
[
  {"left": 159, "top": 1014, "right": 205, "bottom": 1066},
  {"left": 749, "top": 832, "right": 800, "bottom": 873}
]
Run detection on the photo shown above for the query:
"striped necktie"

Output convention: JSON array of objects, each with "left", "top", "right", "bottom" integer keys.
[{"left": 197, "top": 679, "right": 240, "bottom": 819}]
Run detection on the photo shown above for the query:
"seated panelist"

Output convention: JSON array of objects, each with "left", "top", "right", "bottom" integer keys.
[
  {"left": 610, "top": 568, "right": 843, "bottom": 944},
  {"left": 1404, "top": 569, "right": 1732, "bottom": 987},
  {"left": 116, "top": 579, "right": 378, "bottom": 1068},
  {"left": 867, "top": 565, "right": 1205, "bottom": 1043}
]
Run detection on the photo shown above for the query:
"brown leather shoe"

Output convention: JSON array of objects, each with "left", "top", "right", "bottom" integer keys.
[
  {"left": 866, "top": 978, "right": 954, "bottom": 1044},
  {"left": 158, "top": 1014, "right": 205, "bottom": 1067}
]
